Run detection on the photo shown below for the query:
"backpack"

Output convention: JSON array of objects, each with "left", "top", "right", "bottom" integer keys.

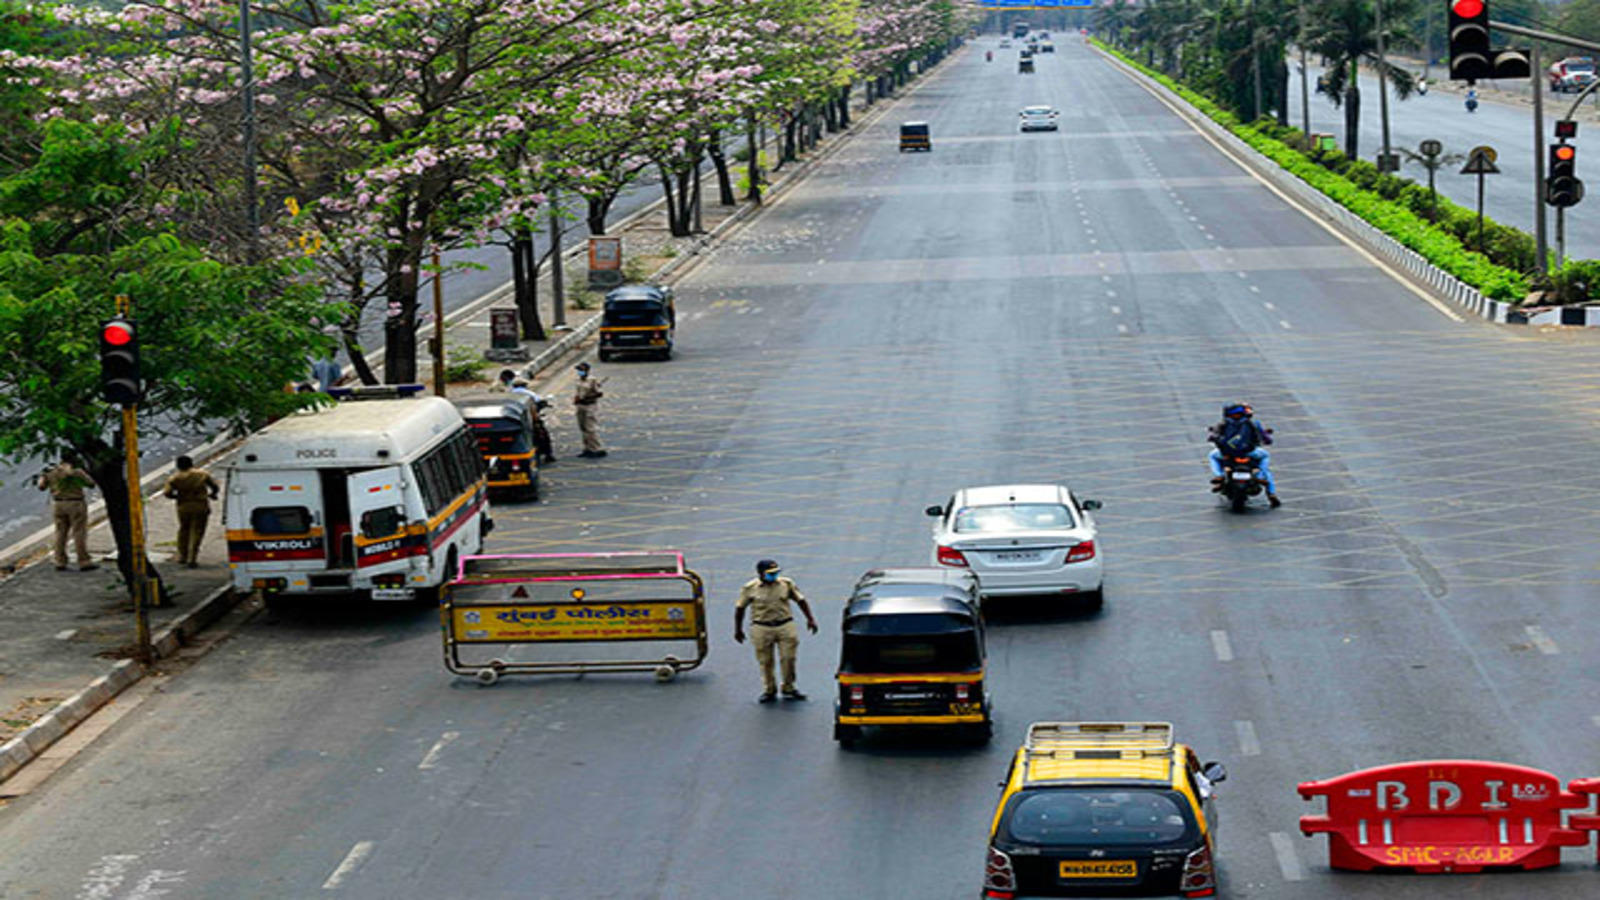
[{"left": 1215, "top": 418, "right": 1259, "bottom": 456}]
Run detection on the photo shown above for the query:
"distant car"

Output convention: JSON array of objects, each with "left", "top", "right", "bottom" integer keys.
[
  {"left": 925, "top": 483, "right": 1103, "bottom": 608},
  {"left": 1040, "top": 41, "right": 1055, "bottom": 53},
  {"left": 1550, "top": 56, "right": 1597, "bottom": 93},
  {"left": 984, "top": 722, "right": 1227, "bottom": 898},
  {"left": 999, "top": 39, "right": 1012, "bottom": 48},
  {"left": 1019, "top": 105, "right": 1059, "bottom": 132}
]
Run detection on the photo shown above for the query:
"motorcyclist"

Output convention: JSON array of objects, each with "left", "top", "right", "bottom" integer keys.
[
  {"left": 1208, "top": 402, "right": 1279, "bottom": 508},
  {"left": 1466, "top": 87, "right": 1478, "bottom": 112},
  {"left": 986, "top": 50, "right": 993, "bottom": 62}
]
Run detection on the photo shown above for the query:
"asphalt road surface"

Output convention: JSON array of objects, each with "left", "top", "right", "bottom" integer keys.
[
  {"left": 1285, "top": 61, "right": 1600, "bottom": 260},
  {"left": 7, "top": 39, "right": 1600, "bottom": 899}
]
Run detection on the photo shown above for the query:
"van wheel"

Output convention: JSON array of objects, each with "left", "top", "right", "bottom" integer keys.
[{"left": 419, "top": 548, "right": 459, "bottom": 605}]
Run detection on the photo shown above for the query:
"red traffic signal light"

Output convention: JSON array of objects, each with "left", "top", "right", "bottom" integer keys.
[
  {"left": 1452, "top": 0, "right": 1484, "bottom": 17},
  {"left": 102, "top": 319, "right": 135, "bottom": 346},
  {"left": 98, "top": 316, "right": 142, "bottom": 406}
]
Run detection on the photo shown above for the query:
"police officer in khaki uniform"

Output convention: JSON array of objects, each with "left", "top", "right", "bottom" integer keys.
[
  {"left": 573, "top": 362, "right": 607, "bottom": 458},
  {"left": 164, "top": 455, "right": 220, "bottom": 568},
  {"left": 733, "top": 559, "right": 818, "bottom": 703},
  {"left": 37, "top": 457, "right": 98, "bottom": 571}
]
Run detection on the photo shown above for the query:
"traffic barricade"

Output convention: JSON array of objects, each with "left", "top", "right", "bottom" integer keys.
[
  {"left": 441, "top": 551, "right": 707, "bottom": 685},
  {"left": 1571, "top": 777, "right": 1600, "bottom": 861},
  {"left": 1299, "top": 760, "right": 1590, "bottom": 872}
]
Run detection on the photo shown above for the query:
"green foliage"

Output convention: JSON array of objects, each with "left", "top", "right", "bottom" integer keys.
[
  {"left": 443, "top": 344, "right": 490, "bottom": 382},
  {"left": 621, "top": 256, "right": 651, "bottom": 282}
]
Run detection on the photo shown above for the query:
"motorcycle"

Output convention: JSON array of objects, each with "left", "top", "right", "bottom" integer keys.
[
  {"left": 1216, "top": 455, "right": 1266, "bottom": 513},
  {"left": 1466, "top": 96, "right": 1479, "bottom": 113},
  {"left": 986, "top": 51, "right": 993, "bottom": 62}
]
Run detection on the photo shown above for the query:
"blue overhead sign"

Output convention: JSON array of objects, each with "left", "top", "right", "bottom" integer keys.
[{"left": 979, "top": 0, "right": 1095, "bottom": 8}]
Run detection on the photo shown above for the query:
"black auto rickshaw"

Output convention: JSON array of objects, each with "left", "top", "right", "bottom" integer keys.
[
  {"left": 834, "top": 567, "right": 990, "bottom": 748},
  {"left": 454, "top": 396, "right": 541, "bottom": 501},
  {"left": 599, "top": 284, "right": 675, "bottom": 361},
  {"left": 1018, "top": 57, "right": 1034, "bottom": 74},
  {"left": 899, "top": 121, "right": 931, "bottom": 152}
]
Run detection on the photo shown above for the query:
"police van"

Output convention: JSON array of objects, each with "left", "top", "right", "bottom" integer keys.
[{"left": 224, "top": 387, "right": 491, "bottom": 602}]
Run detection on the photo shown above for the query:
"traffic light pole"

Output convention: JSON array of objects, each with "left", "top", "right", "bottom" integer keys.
[
  {"left": 113, "top": 294, "right": 153, "bottom": 666},
  {"left": 1531, "top": 43, "right": 1549, "bottom": 276}
]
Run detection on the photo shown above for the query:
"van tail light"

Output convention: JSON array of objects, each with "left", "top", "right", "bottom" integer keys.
[
  {"left": 937, "top": 545, "right": 969, "bottom": 567},
  {"left": 1181, "top": 844, "right": 1216, "bottom": 896},
  {"left": 955, "top": 683, "right": 971, "bottom": 701},
  {"left": 849, "top": 686, "right": 865, "bottom": 703},
  {"left": 983, "top": 846, "right": 1016, "bottom": 896},
  {"left": 1066, "top": 540, "right": 1096, "bottom": 563}
]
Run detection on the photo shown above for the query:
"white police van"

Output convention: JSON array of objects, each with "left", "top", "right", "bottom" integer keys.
[{"left": 224, "top": 387, "right": 490, "bottom": 602}]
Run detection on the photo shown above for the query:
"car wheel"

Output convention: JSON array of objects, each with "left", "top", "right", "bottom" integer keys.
[{"left": 1081, "top": 587, "right": 1104, "bottom": 613}]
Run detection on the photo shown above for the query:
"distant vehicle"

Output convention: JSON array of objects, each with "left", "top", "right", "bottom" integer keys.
[
  {"left": 1018, "top": 57, "right": 1034, "bottom": 74},
  {"left": 455, "top": 396, "right": 541, "bottom": 501},
  {"left": 999, "top": 39, "right": 1012, "bottom": 48},
  {"left": 599, "top": 283, "right": 675, "bottom": 361},
  {"left": 899, "top": 120, "right": 931, "bottom": 152},
  {"left": 1012, "top": 21, "right": 1029, "bottom": 39},
  {"left": 1018, "top": 105, "right": 1059, "bottom": 132},
  {"left": 1040, "top": 41, "right": 1055, "bottom": 53},
  {"left": 984, "top": 722, "right": 1227, "bottom": 898},
  {"left": 925, "top": 483, "right": 1103, "bottom": 609},
  {"left": 1550, "top": 57, "right": 1597, "bottom": 93}
]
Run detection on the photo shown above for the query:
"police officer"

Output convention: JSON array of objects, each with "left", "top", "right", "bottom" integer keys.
[
  {"left": 37, "top": 456, "right": 98, "bottom": 572},
  {"left": 733, "top": 559, "right": 818, "bottom": 703},
  {"left": 573, "top": 362, "right": 607, "bottom": 458},
  {"left": 164, "top": 455, "right": 220, "bottom": 568}
]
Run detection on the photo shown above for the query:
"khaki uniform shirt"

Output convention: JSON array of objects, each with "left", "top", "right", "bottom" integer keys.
[
  {"left": 38, "top": 464, "right": 95, "bottom": 501},
  {"left": 165, "top": 469, "right": 219, "bottom": 509},
  {"left": 574, "top": 379, "right": 603, "bottom": 407},
  {"left": 737, "top": 577, "right": 804, "bottom": 625}
]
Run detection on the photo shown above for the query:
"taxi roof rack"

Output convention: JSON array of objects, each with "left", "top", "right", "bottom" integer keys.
[{"left": 1024, "top": 721, "right": 1174, "bottom": 762}]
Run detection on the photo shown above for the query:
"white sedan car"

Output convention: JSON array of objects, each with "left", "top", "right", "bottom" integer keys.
[
  {"left": 1019, "top": 105, "right": 1059, "bottom": 132},
  {"left": 925, "top": 484, "right": 1103, "bottom": 608}
]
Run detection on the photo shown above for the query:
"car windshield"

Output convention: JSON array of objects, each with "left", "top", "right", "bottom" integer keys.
[
  {"left": 953, "top": 503, "right": 1074, "bottom": 533},
  {"left": 1006, "top": 789, "right": 1195, "bottom": 847},
  {"left": 1569, "top": 60, "right": 1595, "bottom": 72},
  {"left": 841, "top": 633, "right": 980, "bottom": 673},
  {"left": 1023, "top": 107, "right": 1052, "bottom": 115}
]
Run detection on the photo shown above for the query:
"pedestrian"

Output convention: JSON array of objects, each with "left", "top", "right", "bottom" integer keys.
[
  {"left": 309, "top": 356, "right": 343, "bottom": 392},
  {"left": 572, "top": 361, "right": 607, "bottom": 458},
  {"left": 37, "top": 456, "right": 98, "bottom": 572},
  {"left": 733, "top": 559, "right": 819, "bottom": 703},
  {"left": 164, "top": 455, "right": 220, "bottom": 568}
]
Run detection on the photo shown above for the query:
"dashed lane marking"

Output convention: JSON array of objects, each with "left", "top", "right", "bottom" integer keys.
[
  {"left": 1269, "top": 832, "right": 1306, "bottom": 881},
  {"left": 1525, "top": 625, "right": 1560, "bottom": 655},
  {"left": 1210, "top": 629, "right": 1234, "bottom": 662},
  {"left": 1279, "top": 320, "right": 1293, "bottom": 330},
  {"left": 418, "top": 731, "right": 461, "bottom": 770},
  {"left": 322, "top": 841, "right": 375, "bottom": 890},
  {"left": 1117, "top": 324, "right": 1129, "bottom": 334},
  {"left": 1234, "top": 720, "right": 1261, "bottom": 756}
]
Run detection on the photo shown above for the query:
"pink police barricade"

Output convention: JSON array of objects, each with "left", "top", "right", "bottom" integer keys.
[{"left": 441, "top": 551, "right": 707, "bottom": 685}]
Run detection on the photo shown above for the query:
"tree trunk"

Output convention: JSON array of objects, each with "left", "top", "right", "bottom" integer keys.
[
  {"left": 511, "top": 228, "right": 546, "bottom": 341},
  {"left": 1275, "top": 58, "right": 1290, "bottom": 127},
  {"left": 745, "top": 115, "right": 762, "bottom": 204},
  {"left": 342, "top": 324, "right": 378, "bottom": 385},
  {"left": 83, "top": 433, "right": 164, "bottom": 607},
  {"left": 586, "top": 192, "right": 617, "bottom": 235},
  {"left": 1344, "top": 76, "right": 1361, "bottom": 159},
  {"left": 838, "top": 85, "right": 852, "bottom": 128},
  {"left": 707, "top": 131, "right": 736, "bottom": 206},
  {"left": 783, "top": 114, "right": 798, "bottom": 162},
  {"left": 824, "top": 97, "right": 839, "bottom": 133},
  {"left": 659, "top": 162, "right": 687, "bottom": 237},
  {"left": 381, "top": 242, "right": 421, "bottom": 384}
]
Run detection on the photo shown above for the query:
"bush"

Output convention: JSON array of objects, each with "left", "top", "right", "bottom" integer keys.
[
  {"left": 622, "top": 256, "right": 651, "bottom": 282},
  {"left": 443, "top": 344, "right": 490, "bottom": 382}
]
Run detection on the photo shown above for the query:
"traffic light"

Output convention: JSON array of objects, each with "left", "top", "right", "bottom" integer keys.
[
  {"left": 1448, "top": 0, "right": 1530, "bottom": 81},
  {"left": 1547, "top": 143, "right": 1583, "bottom": 208},
  {"left": 98, "top": 316, "right": 142, "bottom": 406},
  {"left": 1449, "top": 0, "right": 1492, "bottom": 82}
]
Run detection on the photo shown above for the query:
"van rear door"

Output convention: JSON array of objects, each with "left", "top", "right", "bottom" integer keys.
[
  {"left": 226, "top": 470, "right": 326, "bottom": 570},
  {"left": 348, "top": 466, "right": 425, "bottom": 575}
]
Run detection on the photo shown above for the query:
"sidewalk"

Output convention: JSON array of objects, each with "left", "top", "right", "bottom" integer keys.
[{"left": 0, "top": 57, "right": 947, "bottom": 788}]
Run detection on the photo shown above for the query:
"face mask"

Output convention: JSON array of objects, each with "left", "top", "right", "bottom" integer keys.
[{"left": 761, "top": 572, "right": 777, "bottom": 583}]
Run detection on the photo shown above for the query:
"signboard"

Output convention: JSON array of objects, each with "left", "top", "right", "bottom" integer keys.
[
  {"left": 452, "top": 600, "right": 700, "bottom": 643},
  {"left": 1299, "top": 761, "right": 1591, "bottom": 872},
  {"left": 979, "top": 0, "right": 1094, "bottom": 7},
  {"left": 489, "top": 308, "right": 519, "bottom": 350},
  {"left": 588, "top": 236, "right": 623, "bottom": 289},
  {"left": 1461, "top": 145, "right": 1500, "bottom": 175}
]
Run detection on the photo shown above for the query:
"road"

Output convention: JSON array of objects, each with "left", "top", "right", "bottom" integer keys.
[
  {"left": 1285, "top": 60, "right": 1600, "bottom": 260},
  {"left": 6, "top": 38, "right": 1600, "bottom": 899}
]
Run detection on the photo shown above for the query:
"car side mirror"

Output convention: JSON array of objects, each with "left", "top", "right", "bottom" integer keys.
[
  {"left": 925, "top": 505, "right": 944, "bottom": 517},
  {"left": 1081, "top": 499, "right": 1102, "bottom": 511},
  {"left": 1202, "top": 761, "right": 1227, "bottom": 783}
]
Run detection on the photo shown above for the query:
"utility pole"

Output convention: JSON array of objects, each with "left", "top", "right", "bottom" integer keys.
[
  {"left": 1299, "top": 1, "right": 1310, "bottom": 140},
  {"left": 1250, "top": 0, "right": 1264, "bottom": 121},
  {"left": 1533, "top": 43, "right": 1549, "bottom": 275},
  {"left": 430, "top": 249, "right": 445, "bottom": 397},
  {"left": 549, "top": 190, "right": 566, "bottom": 328},
  {"left": 1375, "top": 0, "right": 1394, "bottom": 169},
  {"left": 239, "top": 0, "right": 260, "bottom": 262},
  {"left": 111, "top": 295, "right": 153, "bottom": 666}
]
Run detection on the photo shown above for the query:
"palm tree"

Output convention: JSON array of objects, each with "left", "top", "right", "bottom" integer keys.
[{"left": 1303, "top": 0, "right": 1421, "bottom": 158}]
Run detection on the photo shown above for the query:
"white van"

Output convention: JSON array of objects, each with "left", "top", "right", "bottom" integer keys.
[{"left": 224, "top": 391, "right": 491, "bottom": 601}]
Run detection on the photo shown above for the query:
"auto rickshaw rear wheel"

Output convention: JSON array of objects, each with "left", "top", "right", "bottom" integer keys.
[{"left": 834, "top": 723, "right": 862, "bottom": 748}]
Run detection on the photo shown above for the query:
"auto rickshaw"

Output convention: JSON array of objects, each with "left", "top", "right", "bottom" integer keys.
[
  {"left": 454, "top": 396, "right": 541, "bottom": 501},
  {"left": 833, "top": 567, "right": 991, "bottom": 748},
  {"left": 899, "top": 121, "right": 931, "bottom": 152},
  {"left": 598, "top": 284, "right": 675, "bottom": 361},
  {"left": 1018, "top": 57, "right": 1034, "bottom": 74}
]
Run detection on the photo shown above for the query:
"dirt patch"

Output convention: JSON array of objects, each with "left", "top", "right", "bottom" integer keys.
[{"left": 0, "top": 695, "right": 63, "bottom": 743}]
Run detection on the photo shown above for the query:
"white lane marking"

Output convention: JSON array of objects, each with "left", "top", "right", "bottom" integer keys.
[
  {"left": 1106, "top": 290, "right": 1118, "bottom": 298},
  {"left": 1269, "top": 832, "right": 1306, "bottom": 881},
  {"left": 1101, "top": 275, "right": 1112, "bottom": 283},
  {"left": 1234, "top": 720, "right": 1262, "bottom": 756},
  {"left": 1117, "top": 324, "right": 1129, "bottom": 334},
  {"left": 1279, "top": 319, "right": 1293, "bottom": 330},
  {"left": 1263, "top": 301, "right": 1276, "bottom": 310},
  {"left": 78, "top": 854, "right": 139, "bottom": 900},
  {"left": 1110, "top": 305, "right": 1122, "bottom": 315},
  {"left": 1210, "top": 629, "right": 1234, "bottom": 662},
  {"left": 125, "top": 870, "right": 187, "bottom": 900},
  {"left": 418, "top": 731, "right": 461, "bottom": 770},
  {"left": 1249, "top": 285, "right": 1260, "bottom": 293},
  {"left": 1591, "top": 715, "right": 1600, "bottom": 728},
  {"left": 1237, "top": 271, "right": 1249, "bottom": 279},
  {"left": 1525, "top": 625, "right": 1560, "bottom": 655},
  {"left": 322, "top": 841, "right": 376, "bottom": 890},
  {"left": 56, "top": 629, "right": 78, "bottom": 640}
]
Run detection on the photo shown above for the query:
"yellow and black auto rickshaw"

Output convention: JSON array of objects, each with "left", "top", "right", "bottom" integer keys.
[
  {"left": 1018, "top": 56, "right": 1035, "bottom": 74},
  {"left": 899, "top": 121, "right": 931, "bottom": 152},
  {"left": 454, "top": 396, "right": 541, "bottom": 501},
  {"left": 834, "top": 567, "right": 990, "bottom": 748},
  {"left": 598, "top": 284, "right": 675, "bottom": 361}
]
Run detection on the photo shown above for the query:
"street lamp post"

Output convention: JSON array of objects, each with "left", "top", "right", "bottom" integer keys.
[
  {"left": 239, "top": 1, "right": 260, "bottom": 261},
  {"left": 1375, "top": 0, "right": 1394, "bottom": 169}
]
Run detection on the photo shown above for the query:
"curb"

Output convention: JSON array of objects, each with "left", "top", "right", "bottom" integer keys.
[
  {"left": 1099, "top": 48, "right": 1551, "bottom": 328},
  {"left": 0, "top": 583, "right": 239, "bottom": 787}
]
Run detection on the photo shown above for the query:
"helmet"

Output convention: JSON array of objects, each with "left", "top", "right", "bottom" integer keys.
[
  {"left": 1223, "top": 403, "right": 1249, "bottom": 419},
  {"left": 755, "top": 559, "right": 780, "bottom": 575}
]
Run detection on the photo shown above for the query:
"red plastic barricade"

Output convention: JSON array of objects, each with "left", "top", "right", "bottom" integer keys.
[
  {"left": 1571, "top": 777, "right": 1600, "bottom": 862},
  {"left": 1299, "top": 761, "right": 1590, "bottom": 872}
]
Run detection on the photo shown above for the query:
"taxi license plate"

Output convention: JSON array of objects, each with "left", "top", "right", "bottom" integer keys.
[
  {"left": 1059, "top": 860, "right": 1136, "bottom": 879},
  {"left": 992, "top": 550, "right": 1042, "bottom": 562},
  {"left": 370, "top": 588, "right": 416, "bottom": 601}
]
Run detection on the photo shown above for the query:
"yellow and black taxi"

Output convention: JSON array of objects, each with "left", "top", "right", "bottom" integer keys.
[
  {"left": 598, "top": 283, "right": 675, "bottom": 361},
  {"left": 454, "top": 396, "right": 540, "bottom": 501},
  {"left": 984, "top": 722, "right": 1227, "bottom": 898},
  {"left": 899, "top": 121, "right": 931, "bottom": 152},
  {"left": 834, "top": 567, "right": 989, "bottom": 748}
]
